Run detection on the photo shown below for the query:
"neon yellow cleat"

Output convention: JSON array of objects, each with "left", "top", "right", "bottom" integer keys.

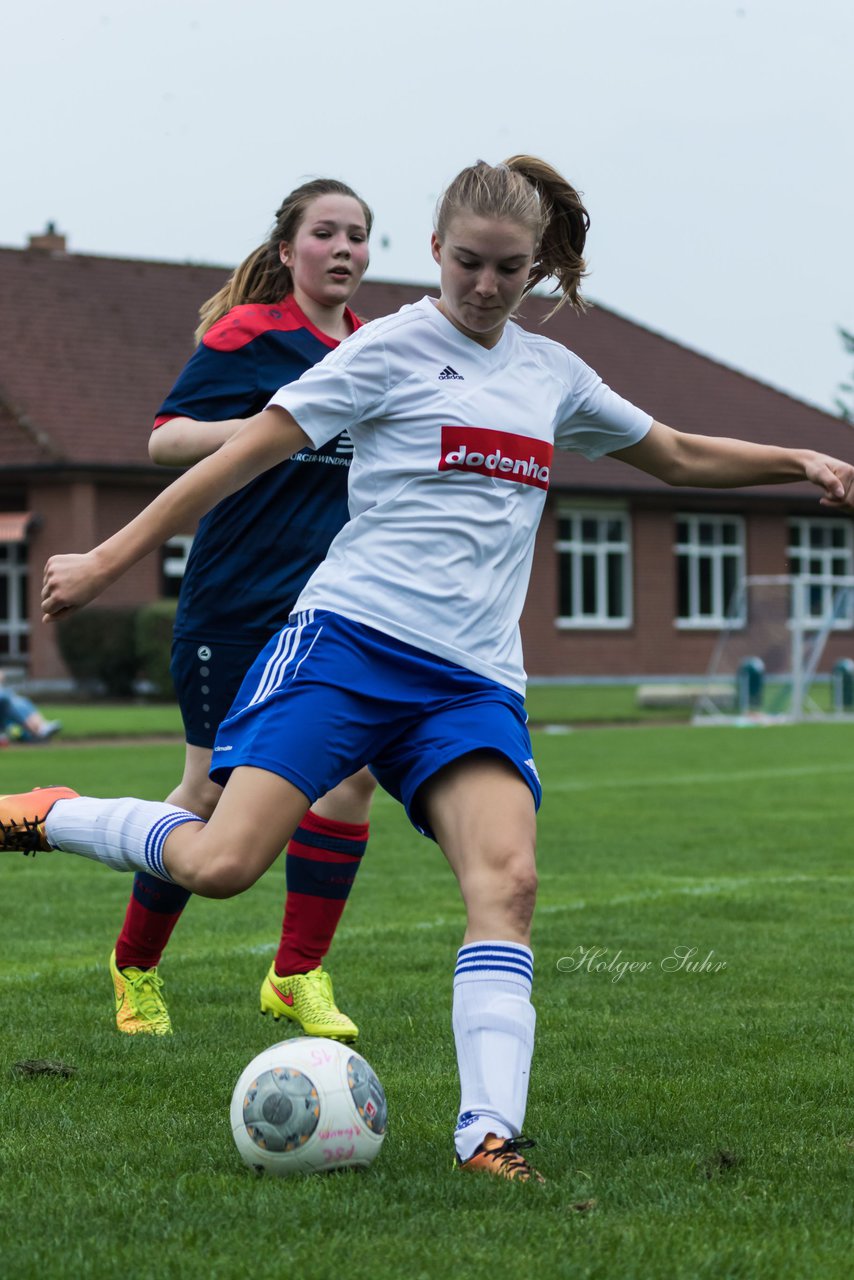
[
  {"left": 0, "top": 786, "right": 79, "bottom": 854},
  {"left": 457, "top": 1134, "right": 546, "bottom": 1184},
  {"left": 259, "top": 963, "right": 358, "bottom": 1043},
  {"left": 109, "top": 949, "right": 172, "bottom": 1036}
]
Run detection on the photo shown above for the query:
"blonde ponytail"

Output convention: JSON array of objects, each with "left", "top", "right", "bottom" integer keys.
[{"left": 435, "top": 156, "right": 589, "bottom": 316}]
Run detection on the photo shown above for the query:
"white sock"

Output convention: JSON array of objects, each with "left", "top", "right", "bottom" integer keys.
[
  {"left": 45, "top": 797, "right": 203, "bottom": 882},
  {"left": 452, "top": 940, "right": 536, "bottom": 1161}
]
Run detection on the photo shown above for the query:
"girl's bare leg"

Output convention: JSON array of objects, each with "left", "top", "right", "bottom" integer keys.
[
  {"left": 165, "top": 743, "right": 223, "bottom": 818},
  {"left": 418, "top": 751, "right": 539, "bottom": 1165},
  {"left": 421, "top": 752, "right": 537, "bottom": 944},
  {"left": 162, "top": 766, "right": 311, "bottom": 897},
  {"left": 311, "top": 765, "right": 376, "bottom": 824}
]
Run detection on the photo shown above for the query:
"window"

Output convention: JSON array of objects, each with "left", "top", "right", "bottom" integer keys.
[
  {"left": 555, "top": 507, "right": 631, "bottom": 628},
  {"left": 0, "top": 542, "right": 29, "bottom": 660},
  {"left": 676, "top": 515, "right": 745, "bottom": 628},
  {"left": 787, "top": 518, "right": 854, "bottom": 628},
  {"left": 162, "top": 535, "right": 193, "bottom": 599}
]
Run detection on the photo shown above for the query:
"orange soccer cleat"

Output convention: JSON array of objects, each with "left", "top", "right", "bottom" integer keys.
[
  {"left": 0, "top": 786, "right": 79, "bottom": 855},
  {"left": 457, "top": 1133, "right": 546, "bottom": 1184}
]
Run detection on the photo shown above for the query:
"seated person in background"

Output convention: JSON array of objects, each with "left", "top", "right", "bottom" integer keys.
[{"left": 0, "top": 673, "right": 61, "bottom": 744}]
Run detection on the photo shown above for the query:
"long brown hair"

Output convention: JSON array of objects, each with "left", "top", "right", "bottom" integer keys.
[
  {"left": 434, "top": 156, "right": 589, "bottom": 315},
  {"left": 196, "top": 179, "right": 374, "bottom": 343}
]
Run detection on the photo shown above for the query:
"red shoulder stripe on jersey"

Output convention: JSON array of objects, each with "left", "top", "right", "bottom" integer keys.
[
  {"left": 203, "top": 295, "right": 363, "bottom": 352},
  {"left": 203, "top": 298, "right": 304, "bottom": 352}
]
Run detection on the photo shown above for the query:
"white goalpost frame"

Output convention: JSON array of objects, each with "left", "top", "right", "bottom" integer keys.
[{"left": 692, "top": 573, "right": 854, "bottom": 726}]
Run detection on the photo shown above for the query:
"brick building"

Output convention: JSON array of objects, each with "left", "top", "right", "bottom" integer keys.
[{"left": 2, "top": 232, "right": 853, "bottom": 683}]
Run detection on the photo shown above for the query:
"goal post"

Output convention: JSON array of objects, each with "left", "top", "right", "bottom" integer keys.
[{"left": 692, "top": 574, "right": 854, "bottom": 725}]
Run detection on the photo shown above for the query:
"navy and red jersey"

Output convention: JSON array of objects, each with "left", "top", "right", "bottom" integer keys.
[{"left": 157, "top": 295, "right": 361, "bottom": 646}]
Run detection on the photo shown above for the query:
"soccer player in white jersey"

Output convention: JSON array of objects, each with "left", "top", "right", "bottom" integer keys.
[{"left": 5, "top": 155, "right": 854, "bottom": 1184}]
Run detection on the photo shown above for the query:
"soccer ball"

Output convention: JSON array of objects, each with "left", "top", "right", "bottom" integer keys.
[{"left": 230, "top": 1037, "right": 387, "bottom": 1176}]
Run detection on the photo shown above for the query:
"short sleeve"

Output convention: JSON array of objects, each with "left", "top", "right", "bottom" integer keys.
[
  {"left": 156, "top": 340, "right": 259, "bottom": 425},
  {"left": 267, "top": 322, "right": 390, "bottom": 450},
  {"left": 553, "top": 351, "right": 653, "bottom": 459}
]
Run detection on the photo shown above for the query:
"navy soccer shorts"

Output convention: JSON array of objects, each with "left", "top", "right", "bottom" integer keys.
[
  {"left": 170, "top": 637, "right": 271, "bottom": 750},
  {"left": 210, "top": 610, "right": 541, "bottom": 838}
]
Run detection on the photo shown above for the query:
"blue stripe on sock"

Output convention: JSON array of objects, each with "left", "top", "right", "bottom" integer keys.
[
  {"left": 454, "top": 942, "right": 533, "bottom": 988},
  {"left": 455, "top": 954, "right": 533, "bottom": 973},
  {"left": 132, "top": 871, "right": 191, "bottom": 912},
  {"left": 291, "top": 826, "right": 367, "bottom": 857},
  {"left": 144, "top": 810, "right": 197, "bottom": 881},
  {"left": 454, "top": 960, "right": 533, "bottom": 984},
  {"left": 457, "top": 943, "right": 533, "bottom": 961},
  {"left": 456, "top": 944, "right": 533, "bottom": 971},
  {"left": 286, "top": 854, "right": 359, "bottom": 900}
]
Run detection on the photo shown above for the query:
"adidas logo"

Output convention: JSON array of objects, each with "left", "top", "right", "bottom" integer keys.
[{"left": 438, "top": 365, "right": 464, "bottom": 380}]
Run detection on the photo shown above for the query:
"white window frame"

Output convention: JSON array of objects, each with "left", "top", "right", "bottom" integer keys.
[
  {"left": 0, "top": 542, "right": 30, "bottom": 661},
  {"left": 675, "top": 514, "right": 746, "bottom": 629},
  {"left": 555, "top": 505, "right": 632, "bottom": 630},
  {"left": 787, "top": 518, "right": 854, "bottom": 630}
]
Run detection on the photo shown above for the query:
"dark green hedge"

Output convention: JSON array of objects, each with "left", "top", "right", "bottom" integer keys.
[
  {"left": 135, "top": 600, "right": 178, "bottom": 699},
  {"left": 56, "top": 607, "right": 140, "bottom": 697},
  {"left": 56, "top": 600, "right": 177, "bottom": 699}
]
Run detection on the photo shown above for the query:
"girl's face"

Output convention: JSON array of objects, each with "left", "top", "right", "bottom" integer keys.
[
  {"left": 431, "top": 213, "right": 536, "bottom": 349},
  {"left": 280, "top": 194, "right": 370, "bottom": 310}
]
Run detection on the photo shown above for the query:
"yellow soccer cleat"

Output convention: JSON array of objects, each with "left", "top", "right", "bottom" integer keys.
[
  {"left": 0, "top": 786, "right": 79, "bottom": 855},
  {"left": 457, "top": 1133, "right": 546, "bottom": 1184},
  {"left": 259, "top": 963, "right": 359, "bottom": 1043},
  {"left": 110, "top": 949, "right": 172, "bottom": 1036}
]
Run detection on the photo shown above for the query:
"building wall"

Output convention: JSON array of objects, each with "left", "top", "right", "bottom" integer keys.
[
  {"left": 521, "top": 497, "right": 854, "bottom": 678},
  {"left": 24, "top": 474, "right": 173, "bottom": 680},
  {"left": 14, "top": 478, "right": 854, "bottom": 684}
]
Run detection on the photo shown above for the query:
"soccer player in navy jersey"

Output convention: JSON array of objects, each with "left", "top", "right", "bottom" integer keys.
[
  {"left": 106, "top": 179, "right": 376, "bottom": 1039},
  {"left": 9, "top": 155, "right": 854, "bottom": 1183}
]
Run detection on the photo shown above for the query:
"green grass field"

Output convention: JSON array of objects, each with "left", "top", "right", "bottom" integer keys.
[
  {"left": 26, "top": 701, "right": 185, "bottom": 739},
  {"left": 30, "top": 680, "right": 839, "bottom": 737},
  {"left": 2, "top": 721, "right": 853, "bottom": 1279}
]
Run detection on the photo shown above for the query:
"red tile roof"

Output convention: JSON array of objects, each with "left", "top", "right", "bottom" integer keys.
[
  {"left": 0, "top": 247, "right": 227, "bottom": 467},
  {"left": 1, "top": 247, "right": 850, "bottom": 500}
]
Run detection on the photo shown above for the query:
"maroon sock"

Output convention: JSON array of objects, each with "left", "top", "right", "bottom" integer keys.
[
  {"left": 114, "top": 872, "right": 192, "bottom": 970},
  {"left": 274, "top": 811, "right": 368, "bottom": 976}
]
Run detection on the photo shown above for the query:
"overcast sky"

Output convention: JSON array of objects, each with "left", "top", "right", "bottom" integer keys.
[{"left": 3, "top": 0, "right": 852, "bottom": 415}]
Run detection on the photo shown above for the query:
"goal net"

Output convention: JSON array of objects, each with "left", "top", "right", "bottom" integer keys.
[{"left": 692, "top": 574, "right": 854, "bottom": 725}]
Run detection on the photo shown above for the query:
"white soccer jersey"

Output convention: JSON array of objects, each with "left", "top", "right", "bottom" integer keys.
[{"left": 268, "top": 296, "right": 652, "bottom": 694}]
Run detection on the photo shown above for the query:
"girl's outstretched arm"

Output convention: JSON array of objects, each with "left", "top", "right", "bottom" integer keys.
[
  {"left": 42, "top": 407, "right": 309, "bottom": 620},
  {"left": 611, "top": 421, "right": 854, "bottom": 507}
]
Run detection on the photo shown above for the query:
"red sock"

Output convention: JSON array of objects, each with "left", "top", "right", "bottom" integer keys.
[
  {"left": 115, "top": 872, "right": 192, "bottom": 970},
  {"left": 274, "top": 810, "right": 369, "bottom": 976}
]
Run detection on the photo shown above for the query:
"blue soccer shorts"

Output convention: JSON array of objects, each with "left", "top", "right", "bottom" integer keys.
[
  {"left": 170, "top": 637, "right": 272, "bottom": 749},
  {"left": 210, "top": 610, "right": 541, "bottom": 838}
]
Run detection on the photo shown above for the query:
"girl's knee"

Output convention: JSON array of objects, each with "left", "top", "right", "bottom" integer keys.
[
  {"left": 335, "top": 768, "right": 376, "bottom": 798},
  {"left": 506, "top": 854, "right": 538, "bottom": 915},
  {"left": 182, "top": 850, "right": 257, "bottom": 899},
  {"left": 471, "top": 845, "right": 538, "bottom": 921}
]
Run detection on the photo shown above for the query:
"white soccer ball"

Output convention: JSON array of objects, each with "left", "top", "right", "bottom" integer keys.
[{"left": 230, "top": 1037, "right": 387, "bottom": 1176}]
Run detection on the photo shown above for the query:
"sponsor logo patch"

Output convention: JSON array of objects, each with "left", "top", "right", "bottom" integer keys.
[{"left": 439, "top": 426, "right": 553, "bottom": 491}]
